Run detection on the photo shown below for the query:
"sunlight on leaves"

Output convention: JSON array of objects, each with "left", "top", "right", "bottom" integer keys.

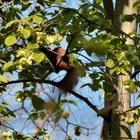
[
  {"left": 106, "top": 59, "right": 115, "bottom": 68},
  {"left": 0, "top": 75, "right": 8, "bottom": 83},
  {"left": 5, "top": 35, "right": 17, "bottom": 46},
  {"left": 3, "top": 61, "right": 14, "bottom": 72},
  {"left": 5, "top": 20, "right": 18, "bottom": 29},
  {"left": 21, "top": 28, "right": 31, "bottom": 39},
  {"left": 33, "top": 15, "right": 43, "bottom": 24},
  {"left": 32, "top": 51, "right": 45, "bottom": 64}
]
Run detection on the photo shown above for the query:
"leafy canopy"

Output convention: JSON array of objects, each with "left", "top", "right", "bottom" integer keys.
[{"left": 0, "top": 0, "right": 140, "bottom": 139}]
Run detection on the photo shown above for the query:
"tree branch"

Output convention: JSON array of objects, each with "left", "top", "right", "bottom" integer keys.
[
  {"left": 118, "top": 104, "right": 140, "bottom": 116},
  {"left": 0, "top": 78, "right": 99, "bottom": 114},
  {"left": 68, "top": 89, "right": 99, "bottom": 113},
  {"left": 77, "top": 12, "right": 138, "bottom": 44},
  {"left": 103, "top": 0, "right": 114, "bottom": 22}
]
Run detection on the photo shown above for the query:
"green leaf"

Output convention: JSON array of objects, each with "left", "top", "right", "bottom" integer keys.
[
  {"left": 5, "top": 35, "right": 17, "bottom": 46},
  {"left": 120, "top": 125, "right": 132, "bottom": 139},
  {"left": 121, "top": 14, "right": 135, "bottom": 22},
  {"left": 133, "top": 1, "right": 140, "bottom": 8},
  {"left": 78, "top": 67, "right": 86, "bottom": 77},
  {"left": 13, "top": 133, "right": 32, "bottom": 140},
  {"left": 54, "top": 0, "right": 62, "bottom": 4},
  {"left": 32, "top": 51, "right": 45, "bottom": 64},
  {"left": 0, "top": 75, "right": 8, "bottom": 83},
  {"left": 0, "top": 105, "right": 3, "bottom": 113},
  {"left": 27, "top": 43, "right": 39, "bottom": 49},
  {"left": 29, "top": 112, "right": 39, "bottom": 120},
  {"left": 3, "top": 61, "right": 14, "bottom": 71},
  {"left": 106, "top": 59, "right": 115, "bottom": 68},
  {"left": 40, "top": 112, "right": 46, "bottom": 119},
  {"left": 58, "top": 100, "right": 77, "bottom": 107},
  {"left": 31, "top": 95, "right": 46, "bottom": 110},
  {"left": 61, "top": 110, "right": 70, "bottom": 118},
  {"left": 33, "top": 15, "right": 43, "bottom": 24},
  {"left": 93, "top": 2, "right": 105, "bottom": 12},
  {"left": 1, "top": 102, "right": 10, "bottom": 105},
  {"left": 124, "top": 80, "right": 137, "bottom": 93},
  {"left": 5, "top": 107, "right": 16, "bottom": 118},
  {"left": 137, "top": 131, "right": 140, "bottom": 140},
  {"left": 86, "top": 38, "right": 109, "bottom": 56},
  {"left": 109, "top": 68, "right": 116, "bottom": 75},
  {"left": 74, "top": 126, "right": 81, "bottom": 136},
  {"left": 68, "top": 100, "right": 77, "bottom": 106},
  {"left": 90, "top": 80, "right": 101, "bottom": 91},
  {"left": 21, "top": 29, "right": 31, "bottom": 39},
  {"left": 31, "top": 96, "right": 56, "bottom": 112},
  {"left": 65, "top": 136, "right": 72, "bottom": 140},
  {"left": 95, "top": 0, "right": 104, "bottom": 3},
  {"left": 35, "top": 130, "right": 47, "bottom": 136},
  {"left": 21, "top": 2, "right": 32, "bottom": 11},
  {"left": 120, "top": 67, "right": 129, "bottom": 76},
  {"left": 16, "top": 91, "right": 26, "bottom": 102},
  {"left": 110, "top": 38, "right": 122, "bottom": 45},
  {"left": 5, "top": 20, "right": 17, "bottom": 29}
]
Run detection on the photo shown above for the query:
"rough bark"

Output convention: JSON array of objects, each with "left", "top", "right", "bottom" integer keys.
[
  {"left": 114, "top": 0, "right": 137, "bottom": 139},
  {"left": 102, "top": 0, "right": 137, "bottom": 139},
  {"left": 134, "top": 118, "right": 140, "bottom": 139},
  {"left": 103, "top": 0, "right": 114, "bottom": 22}
]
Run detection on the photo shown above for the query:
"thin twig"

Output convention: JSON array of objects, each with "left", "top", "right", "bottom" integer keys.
[
  {"left": 118, "top": 104, "right": 140, "bottom": 116},
  {"left": 0, "top": 78, "right": 99, "bottom": 114}
]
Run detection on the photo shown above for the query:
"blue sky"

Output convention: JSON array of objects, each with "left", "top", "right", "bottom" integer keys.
[
  {"left": 0, "top": 0, "right": 121, "bottom": 140},
  {"left": 1, "top": 0, "right": 103, "bottom": 139}
]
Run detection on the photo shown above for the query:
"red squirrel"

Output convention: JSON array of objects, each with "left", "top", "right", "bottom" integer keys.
[{"left": 40, "top": 47, "right": 78, "bottom": 90}]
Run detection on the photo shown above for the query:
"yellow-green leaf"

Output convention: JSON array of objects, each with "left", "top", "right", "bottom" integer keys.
[
  {"left": 33, "top": 15, "right": 43, "bottom": 24},
  {"left": 106, "top": 59, "right": 115, "bottom": 68},
  {"left": 3, "top": 61, "right": 14, "bottom": 71},
  {"left": 109, "top": 68, "right": 116, "bottom": 75},
  {"left": 32, "top": 51, "right": 45, "bottom": 64},
  {"left": 27, "top": 43, "right": 39, "bottom": 49},
  {"left": 5, "top": 20, "right": 17, "bottom": 29},
  {"left": 120, "top": 67, "right": 129, "bottom": 76},
  {"left": 0, "top": 75, "right": 8, "bottom": 83},
  {"left": 5, "top": 35, "right": 17, "bottom": 46},
  {"left": 21, "top": 29, "right": 31, "bottom": 39},
  {"left": 0, "top": 105, "right": 3, "bottom": 113},
  {"left": 124, "top": 80, "right": 137, "bottom": 93},
  {"left": 54, "top": 0, "right": 62, "bottom": 4}
]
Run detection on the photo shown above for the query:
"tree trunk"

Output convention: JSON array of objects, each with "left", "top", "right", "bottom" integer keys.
[
  {"left": 102, "top": 0, "right": 137, "bottom": 139},
  {"left": 114, "top": 0, "right": 137, "bottom": 139},
  {"left": 134, "top": 118, "right": 140, "bottom": 139}
]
